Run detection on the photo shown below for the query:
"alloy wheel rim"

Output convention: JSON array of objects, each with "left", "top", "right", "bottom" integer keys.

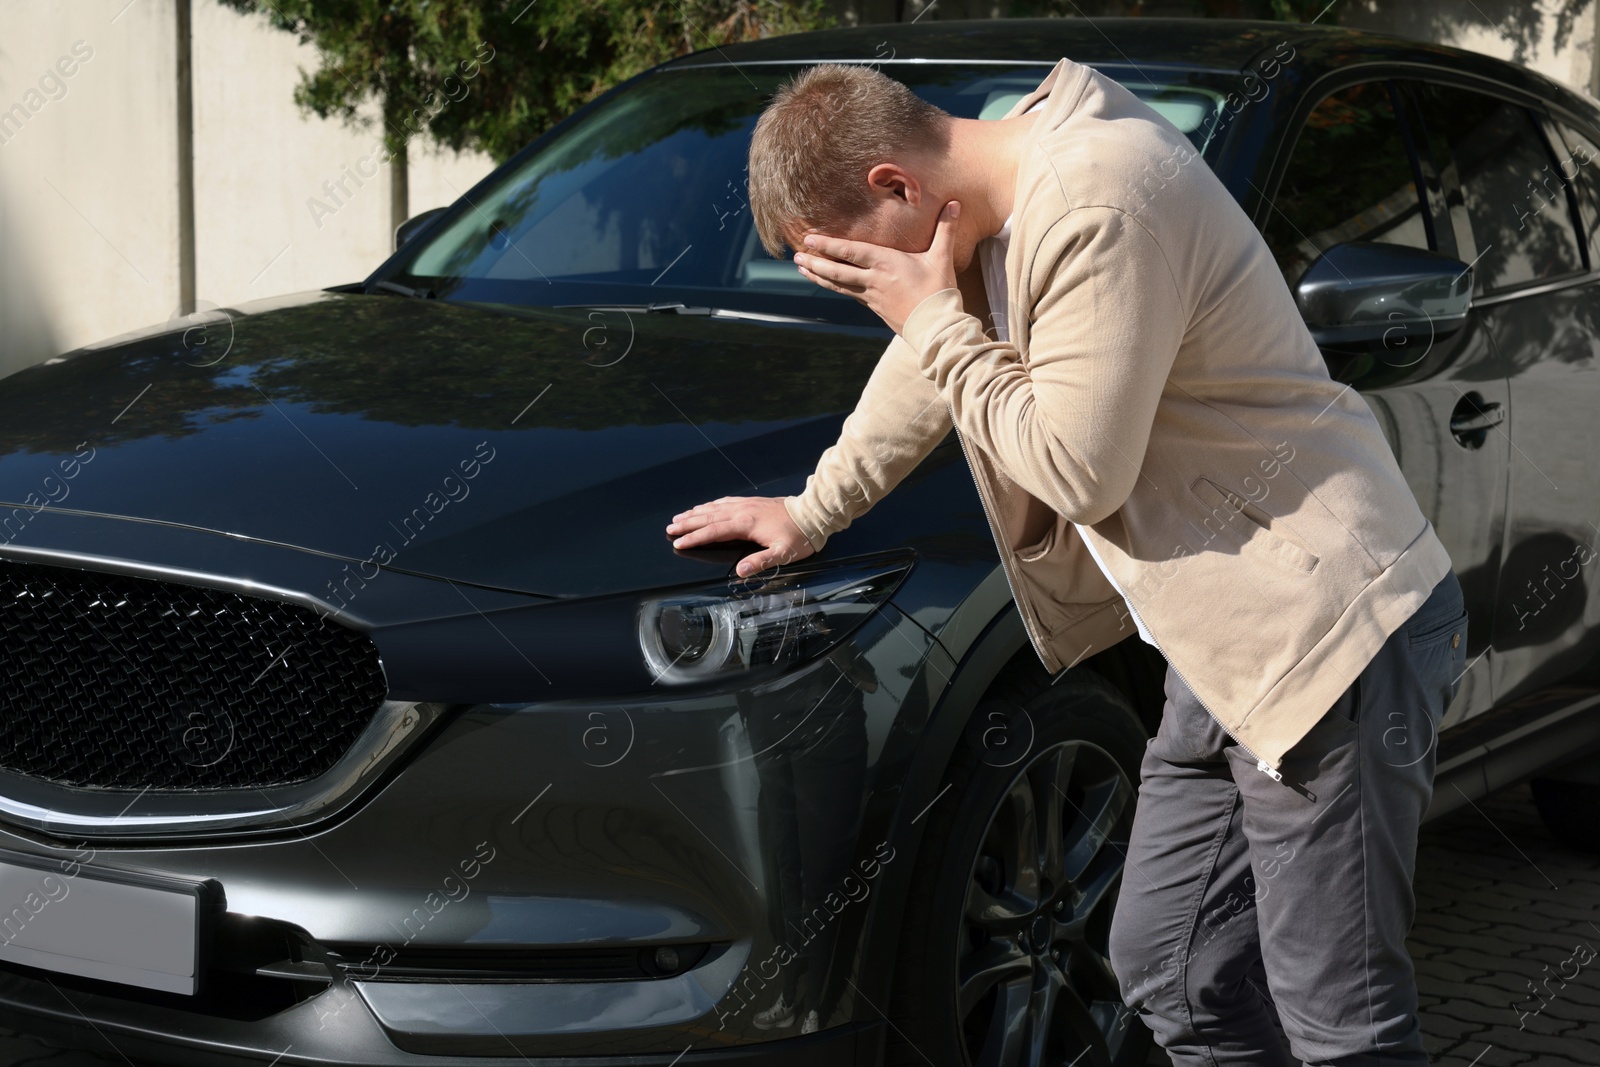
[{"left": 955, "top": 738, "right": 1137, "bottom": 1067}]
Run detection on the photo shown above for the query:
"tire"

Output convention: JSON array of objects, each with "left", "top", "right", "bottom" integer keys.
[
  {"left": 887, "top": 659, "right": 1154, "bottom": 1067},
  {"left": 1530, "top": 777, "right": 1600, "bottom": 852}
]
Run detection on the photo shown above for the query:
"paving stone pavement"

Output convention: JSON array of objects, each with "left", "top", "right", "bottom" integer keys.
[
  {"left": 0, "top": 783, "right": 1592, "bottom": 1065},
  {"left": 1142, "top": 781, "right": 1600, "bottom": 1066}
]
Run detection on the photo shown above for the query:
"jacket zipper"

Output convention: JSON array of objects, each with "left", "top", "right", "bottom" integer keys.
[
  {"left": 947, "top": 412, "right": 1053, "bottom": 664},
  {"left": 946, "top": 407, "right": 1283, "bottom": 782}
]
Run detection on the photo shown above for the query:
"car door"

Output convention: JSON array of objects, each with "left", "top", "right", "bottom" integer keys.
[
  {"left": 1407, "top": 80, "right": 1600, "bottom": 706},
  {"left": 1259, "top": 75, "right": 1509, "bottom": 726}
]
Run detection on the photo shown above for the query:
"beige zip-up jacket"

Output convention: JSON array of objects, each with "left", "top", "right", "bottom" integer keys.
[{"left": 780, "top": 56, "right": 1454, "bottom": 771}]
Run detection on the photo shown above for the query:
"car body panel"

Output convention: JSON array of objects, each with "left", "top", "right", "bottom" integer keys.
[
  {"left": 0, "top": 15, "right": 1597, "bottom": 1065},
  {"left": 0, "top": 291, "right": 906, "bottom": 600}
]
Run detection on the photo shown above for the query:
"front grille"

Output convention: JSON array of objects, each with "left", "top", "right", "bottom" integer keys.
[{"left": 0, "top": 559, "right": 387, "bottom": 790}]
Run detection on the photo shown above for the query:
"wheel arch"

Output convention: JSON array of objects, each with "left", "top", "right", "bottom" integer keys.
[{"left": 848, "top": 595, "right": 1165, "bottom": 1029}]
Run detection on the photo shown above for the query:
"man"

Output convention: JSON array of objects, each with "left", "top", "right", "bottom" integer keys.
[{"left": 665, "top": 59, "right": 1468, "bottom": 1065}]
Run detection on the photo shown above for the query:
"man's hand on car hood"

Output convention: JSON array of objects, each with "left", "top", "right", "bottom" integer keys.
[{"left": 666, "top": 495, "right": 817, "bottom": 577}]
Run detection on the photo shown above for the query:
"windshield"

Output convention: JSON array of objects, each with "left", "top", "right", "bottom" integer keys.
[{"left": 382, "top": 62, "right": 1242, "bottom": 326}]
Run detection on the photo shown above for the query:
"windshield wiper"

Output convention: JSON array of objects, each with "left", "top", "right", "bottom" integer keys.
[
  {"left": 366, "top": 279, "right": 435, "bottom": 299},
  {"left": 555, "top": 302, "right": 824, "bottom": 324}
]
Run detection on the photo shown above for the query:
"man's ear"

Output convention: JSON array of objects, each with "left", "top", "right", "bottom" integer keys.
[{"left": 865, "top": 162, "right": 920, "bottom": 207}]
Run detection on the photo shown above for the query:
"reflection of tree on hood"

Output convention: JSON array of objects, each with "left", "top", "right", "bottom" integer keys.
[{"left": 0, "top": 294, "right": 886, "bottom": 458}]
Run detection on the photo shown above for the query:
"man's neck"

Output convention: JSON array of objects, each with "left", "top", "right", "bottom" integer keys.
[{"left": 943, "top": 111, "right": 1040, "bottom": 240}]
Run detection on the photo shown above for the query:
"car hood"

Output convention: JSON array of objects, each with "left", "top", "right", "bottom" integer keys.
[{"left": 0, "top": 290, "right": 885, "bottom": 597}]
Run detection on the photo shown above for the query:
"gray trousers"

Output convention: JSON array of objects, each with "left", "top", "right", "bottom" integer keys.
[{"left": 1108, "top": 570, "right": 1468, "bottom": 1065}]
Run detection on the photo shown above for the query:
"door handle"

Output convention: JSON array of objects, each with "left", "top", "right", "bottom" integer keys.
[{"left": 1450, "top": 393, "right": 1503, "bottom": 448}]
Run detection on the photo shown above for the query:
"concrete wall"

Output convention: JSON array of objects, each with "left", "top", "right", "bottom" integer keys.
[
  {"left": 1342, "top": 0, "right": 1599, "bottom": 102},
  {"left": 0, "top": 0, "right": 495, "bottom": 377},
  {"left": 0, "top": 2, "right": 178, "bottom": 374},
  {"left": 829, "top": 0, "right": 1600, "bottom": 103}
]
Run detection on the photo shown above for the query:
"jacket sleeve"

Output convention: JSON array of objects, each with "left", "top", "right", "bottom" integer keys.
[
  {"left": 900, "top": 204, "right": 1187, "bottom": 527},
  {"left": 782, "top": 332, "right": 953, "bottom": 553}
]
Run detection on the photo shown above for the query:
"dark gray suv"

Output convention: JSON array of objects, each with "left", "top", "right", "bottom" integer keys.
[{"left": 0, "top": 16, "right": 1597, "bottom": 1067}]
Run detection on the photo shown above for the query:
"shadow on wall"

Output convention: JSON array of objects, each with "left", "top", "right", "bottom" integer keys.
[
  {"left": 0, "top": 166, "right": 58, "bottom": 380},
  {"left": 1341, "top": 0, "right": 1595, "bottom": 69}
]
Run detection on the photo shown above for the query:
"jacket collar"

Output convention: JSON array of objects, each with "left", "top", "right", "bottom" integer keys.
[
  {"left": 996, "top": 57, "right": 1092, "bottom": 354},
  {"left": 1000, "top": 57, "right": 1092, "bottom": 135}
]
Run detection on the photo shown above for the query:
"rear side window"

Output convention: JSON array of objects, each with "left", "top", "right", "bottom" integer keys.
[
  {"left": 1553, "top": 121, "right": 1600, "bottom": 267},
  {"left": 1412, "top": 84, "right": 1585, "bottom": 293},
  {"left": 1263, "top": 80, "right": 1430, "bottom": 289}
]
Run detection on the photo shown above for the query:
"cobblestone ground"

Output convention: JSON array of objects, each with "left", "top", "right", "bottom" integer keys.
[
  {"left": 0, "top": 783, "right": 1593, "bottom": 1065},
  {"left": 1142, "top": 781, "right": 1600, "bottom": 1066}
]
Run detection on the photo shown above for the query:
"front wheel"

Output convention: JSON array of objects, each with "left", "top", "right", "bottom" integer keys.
[{"left": 887, "top": 662, "right": 1153, "bottom": 1067}]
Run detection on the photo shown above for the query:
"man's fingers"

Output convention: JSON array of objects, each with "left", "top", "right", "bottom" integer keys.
[
  {"left": 664, "top": 497, "right": 810, "bottom": 572},
  {"left": 667, "top": 504, "right": 717, "bottom": 530},
  {"left": 797, "top": 264, "right": 864, "bottom": 298},
  {"left": 800, "top": 233, "right": 873, "bottom": 266},
  {"left": 670, "top": 519, "right": 742, "bottom": 549},
  {"left": 668, "top": 497, "right": 741, "bottom": 528},
  {"left": 929, "top": 199, "right": 961, "bottom": 262},
  {"left": 795, "top": 253, "right": 868, "bottom": 291},
  {"left": 735, "top": 549, "right": 785, "bottom": 577},
  {"left": 797, "top": 262, "right": 867, "bottom": 298}
]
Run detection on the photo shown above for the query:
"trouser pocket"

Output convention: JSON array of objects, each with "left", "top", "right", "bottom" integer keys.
[{"left": 1405, "top": 574, "right": 1469, "bottom": 714}]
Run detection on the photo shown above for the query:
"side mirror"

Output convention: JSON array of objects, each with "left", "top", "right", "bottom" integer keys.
[
  {"left": 394, "top": 207, "right": 447, "bottom": 252},
  {"left": 1295, "top": 241, "right": 1473, "bottom": 354}
]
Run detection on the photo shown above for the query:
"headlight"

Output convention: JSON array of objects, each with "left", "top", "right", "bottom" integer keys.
[{"left": 636, "top": 555, "right": 912, "bottom": 684}]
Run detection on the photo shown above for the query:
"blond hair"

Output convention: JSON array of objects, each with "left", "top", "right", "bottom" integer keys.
[{"left": 747, "top": 63, "right": 951, "bottom": 258}]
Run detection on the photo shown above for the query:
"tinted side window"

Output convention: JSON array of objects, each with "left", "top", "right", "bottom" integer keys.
[
  {"left": 1553, "top": 121, "right": 1600, "bottom": 266},
  {"left": 1263, "top": 80, "right": 1429, "bottom": 288},
  {"left": 1412, "top": 84, "right": 1584, "bottom": 293}
]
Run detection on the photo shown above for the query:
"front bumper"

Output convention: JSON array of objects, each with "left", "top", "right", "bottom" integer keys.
[
  {"left": 0, "top": 592, "right": 950, "bottom": 1064},
  {"left": 0, "top": 976, "right": 886, "bottom": 1067}
]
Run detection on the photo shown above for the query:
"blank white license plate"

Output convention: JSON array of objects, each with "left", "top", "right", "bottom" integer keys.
[{"left": 0, "top": 847, "right": 208, "bottom": 995}]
